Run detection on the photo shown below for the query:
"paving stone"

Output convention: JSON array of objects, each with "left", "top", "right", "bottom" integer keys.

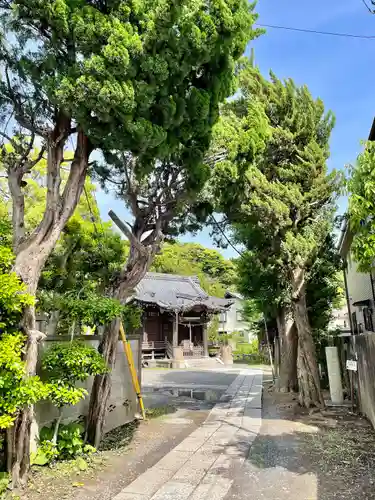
[
  {"left": 243, "top": 406, "right": 261, "bottom": 418},
  {"left": 199, "top": 440, "right": 225, "bottom": 455},
  {"left": 189, "top": 426, "right": 217, "bottom": 440},
  {"left": 173, "top": 452, "right": 217, "bottom": 482},
  {"left": 150, "top": 481, "right": 195, "bottom": 500},
  {"left": 122, "top": 467, "right": 174, "bottom": 496},
  {"left": 174, "top": 437, "right": 206, "bottom": 452},
  {"left": 113, "top": 494, "right": 150, "bottom": 500},
  {"left": 204, "top": 454, "right": 246, "bottom": 481},
  {"left": 189, "top": 476, "right": 233, "bottom": 500},
  {"left": 154, "top": 450, "right": 191, "bottom": 472}
]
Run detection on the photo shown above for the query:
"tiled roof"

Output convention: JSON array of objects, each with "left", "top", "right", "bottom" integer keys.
[{"left": 132, "top": 272, "right": 232, "bottom": 312}]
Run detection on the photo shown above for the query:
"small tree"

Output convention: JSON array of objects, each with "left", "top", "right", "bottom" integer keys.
[
  {"left": 42, "top": 341, "right": 108, "bottom": 444},
  {"left": 0, "top": 228, "right": 48, "bottom": 477}
]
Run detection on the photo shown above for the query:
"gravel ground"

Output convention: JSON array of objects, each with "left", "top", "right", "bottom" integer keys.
[{"left": 225, "top": 381, "right": 375, "bottom": 500}]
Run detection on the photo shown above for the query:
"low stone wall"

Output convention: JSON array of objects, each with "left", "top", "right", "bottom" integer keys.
[{"left": 36, "top": 334, "right": 141, "bottom": 435}]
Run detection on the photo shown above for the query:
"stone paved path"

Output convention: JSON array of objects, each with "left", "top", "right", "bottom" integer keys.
[{"left": 113, "top": 368, "right": 262, "bottom": 500}]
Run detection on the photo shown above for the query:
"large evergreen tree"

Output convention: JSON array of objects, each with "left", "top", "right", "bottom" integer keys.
[
  {"left": 210, "top": 62, "right": 340, "bottom": 407},
  {"left": 0, "top": 1, "right": 260, "bottom": 484}
]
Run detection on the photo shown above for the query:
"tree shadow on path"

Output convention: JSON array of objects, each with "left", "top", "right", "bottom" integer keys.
[{"left": 225, "top": 382, "right": 375, "bottom": 500}]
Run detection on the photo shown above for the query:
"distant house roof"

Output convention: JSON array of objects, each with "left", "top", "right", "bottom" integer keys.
[
  {"left": 224, "top": 290, "right": 243, "bottom": 300},
  {"left": 132, "top": 272, "right": 233, "bottom": 313}
]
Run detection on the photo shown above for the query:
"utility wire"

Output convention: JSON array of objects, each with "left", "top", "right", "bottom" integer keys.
[
  {"left": 255, "top": 22, "right": 375, "bottom": 39},
  {"left": 83, "top": 184, "right": 99, "bottom": 235},
  {"left": 210, "top": 215, "right": 244, "bottom": 257},
  {"left": 361, "top": 0, "right": 375, "bottom": 14}
]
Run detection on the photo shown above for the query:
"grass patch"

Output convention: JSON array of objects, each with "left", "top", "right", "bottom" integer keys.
[{"left": 145, "top": 405, "right": 176, "bottom": 419}]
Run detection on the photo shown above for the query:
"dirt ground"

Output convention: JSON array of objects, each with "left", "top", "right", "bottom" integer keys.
[
  {"left": 17, "top": 407, "right": 208, "bottom": 500},
  {"left": 235, "top": 381, "right": 375, "bottom": 500},
  {"left": 10, "top": 371, "right": 375, "bottom": 500}
]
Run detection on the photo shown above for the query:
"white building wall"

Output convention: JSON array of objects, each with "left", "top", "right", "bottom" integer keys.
[
  {"left": 346, "top": 252, "right": 375, "bottom": 333},
  {"left": 218, "top": 297, "right": 252, "bottom": 338}
]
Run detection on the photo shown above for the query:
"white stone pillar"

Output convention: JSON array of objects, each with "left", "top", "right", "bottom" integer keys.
[{"left": 325, "top": 346, "right": 343, "bottom": 404}]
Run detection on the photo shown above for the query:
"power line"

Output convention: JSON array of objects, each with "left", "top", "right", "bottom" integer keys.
[
  {"left": 83, "top": 184, "right": 99, "bottom": 235},
  {"left": 210, "top": 215, "right": 244, "bottom": 257},
  {"left": 255, "top": 22, "right": 375, "bottom": 40},
  {"left": 361, "top": 0, "right": 375, "bottom": 14}
]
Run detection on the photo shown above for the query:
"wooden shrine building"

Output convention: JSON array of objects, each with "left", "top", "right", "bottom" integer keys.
[{"left": 129, "top": 273, "right": 233, "bottom": 361}]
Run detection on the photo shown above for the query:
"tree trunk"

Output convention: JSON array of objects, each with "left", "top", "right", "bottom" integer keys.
[
  {"left": 275, "top": 306, "right": 298, "bottom": 393},
  {"left": 7, "top": 128, "right": 91, "bottom": 488},
  {"left": 85, "top": 317, "right": 120, "bottom": 448},
  {"left": 86, "top": 246, "right": 155, "bottom": 447},
  {"left": 291, "top": 268, "right": 325, "bottom": 409}
]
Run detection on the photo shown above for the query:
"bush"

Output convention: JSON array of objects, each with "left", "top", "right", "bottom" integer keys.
[
  {"left": 234, "top": 338, "right": 259, "bottom": 355},
  {"left": 0, "top": 235, "right": 48, "bottom": 430},
  {"left": 33, "top": 423, "right": 96, "bottom": 465},
  {"left": 42, "top": 341, "right": 108, "bottom": 446}
]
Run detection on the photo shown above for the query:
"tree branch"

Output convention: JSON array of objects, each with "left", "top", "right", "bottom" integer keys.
[{"left": 108, "top": 209, "right": 147, "bottom": 255}]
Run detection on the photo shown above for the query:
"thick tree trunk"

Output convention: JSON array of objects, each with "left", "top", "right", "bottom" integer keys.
[
  {"left": 275, "top": 306, "right": 298, "bottom": 393},
  {"left": 8, "top": 304, "right": 43, "bottom": 489},
  {"left": 7, "top": 127, "right": 91, "bottom": 488},
  {"left": 86, "top": 247, "right": 155, "bottom": 447},
  {"left": 291, "top": 268, "right": 325, "bottom": 409},
  {"left": 85, "top": 317, "right": 120, "bottom": 448}
]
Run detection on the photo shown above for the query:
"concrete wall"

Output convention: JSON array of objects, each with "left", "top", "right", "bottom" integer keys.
[
  {"left": 345, "top": 252, "right": 375, "bottom": 333},
  {"left": 218, "top": 297, "right": 250, "bottom": 335},
  {"left": 36, "top": 335, "right": 141, "bottom": 434}
]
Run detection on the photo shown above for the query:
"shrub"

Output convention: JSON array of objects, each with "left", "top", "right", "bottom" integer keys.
[
  {"left": 42, "top": 341, "right": 108, "bottom": 444},
  {"left": 0, "top": 240, "right": 47, "bottom": 430},
  {"left": 33, "top": 423, "right": 96, "bottom": 465}
]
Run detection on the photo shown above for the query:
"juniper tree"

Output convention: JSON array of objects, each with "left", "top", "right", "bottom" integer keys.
[
  {"left": 210, "top": 62, "right": 340, "bottom": 407},
  {"left": 0, "top": 0, "right": 260, "bottom": 484}
]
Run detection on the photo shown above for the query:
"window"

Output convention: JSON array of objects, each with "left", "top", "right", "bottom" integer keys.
[
  {"left": 363, "top": 307, "right": 374, "bottom": 332},
  {"left": 236, "top": 310, "right": 243, "bottom": 322},
  {"left": 352, "top": 312, "right": 358, "bottom": 335},
  {"left": 219, "top": 311, "right": 227, "bottom": 323}
]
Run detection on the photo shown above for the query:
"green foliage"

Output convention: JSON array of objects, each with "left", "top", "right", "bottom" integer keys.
[
  {"left": 31, "top": 440, "right": 59, "bottom": 466},
  {"left": 42, "top": 341, "right": 108, "bottom": 388},
  {"left": 38, "top": 208, "right": 142, "bottom": 332},
  {"left": 0, "top": 242, "right": 46, "bottom": 429},
  {"left": 152, "top": 242, "right": 236, "bottom": 297},
  {"left": 0, "top": 241, "right": 34, "bottom": 329},
  {"left": 210, "top": 61, "right": 341, "bottom": 334},
  {"left": 46, "top": 382, "right": 87, "bottom": 410},
  {"left": 208, "top": 316, "right": 220, "bottom": 343},
  {"left": 306, "top": 234, "right": 344, "bottom": 336},
  {"left": 39, "top": 423, "right": 93, "bottom": 460},
  {"left": 234, "top": 338, "right": 259, "bottom": 355},
  {"left": 0, "top": 472, "right": 9, "bottom": 495},
  {"left": 0, "top": 333, "right": 48, "bottom": 429},
  {"left": 348, "top": 141, "right": 375, "bottom": 272},
  {"left": 40, "top": 216, "right": 126, "bottom": 297},
  {"left": 1, "top": 0, "right": 260, "bottom": 171}
]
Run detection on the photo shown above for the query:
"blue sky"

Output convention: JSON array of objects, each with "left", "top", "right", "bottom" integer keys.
[{"left": 96, "top": 0, "right": 375, "bottom": 259}]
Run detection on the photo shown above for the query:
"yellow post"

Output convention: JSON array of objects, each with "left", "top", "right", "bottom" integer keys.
[{"left": 119, "top": 322, "right": 146, "bottom": 420}]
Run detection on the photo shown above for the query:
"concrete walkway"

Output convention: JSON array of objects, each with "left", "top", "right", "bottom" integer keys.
[{"left": 113, "top": 368, "right": 262, "bottom": 500}]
